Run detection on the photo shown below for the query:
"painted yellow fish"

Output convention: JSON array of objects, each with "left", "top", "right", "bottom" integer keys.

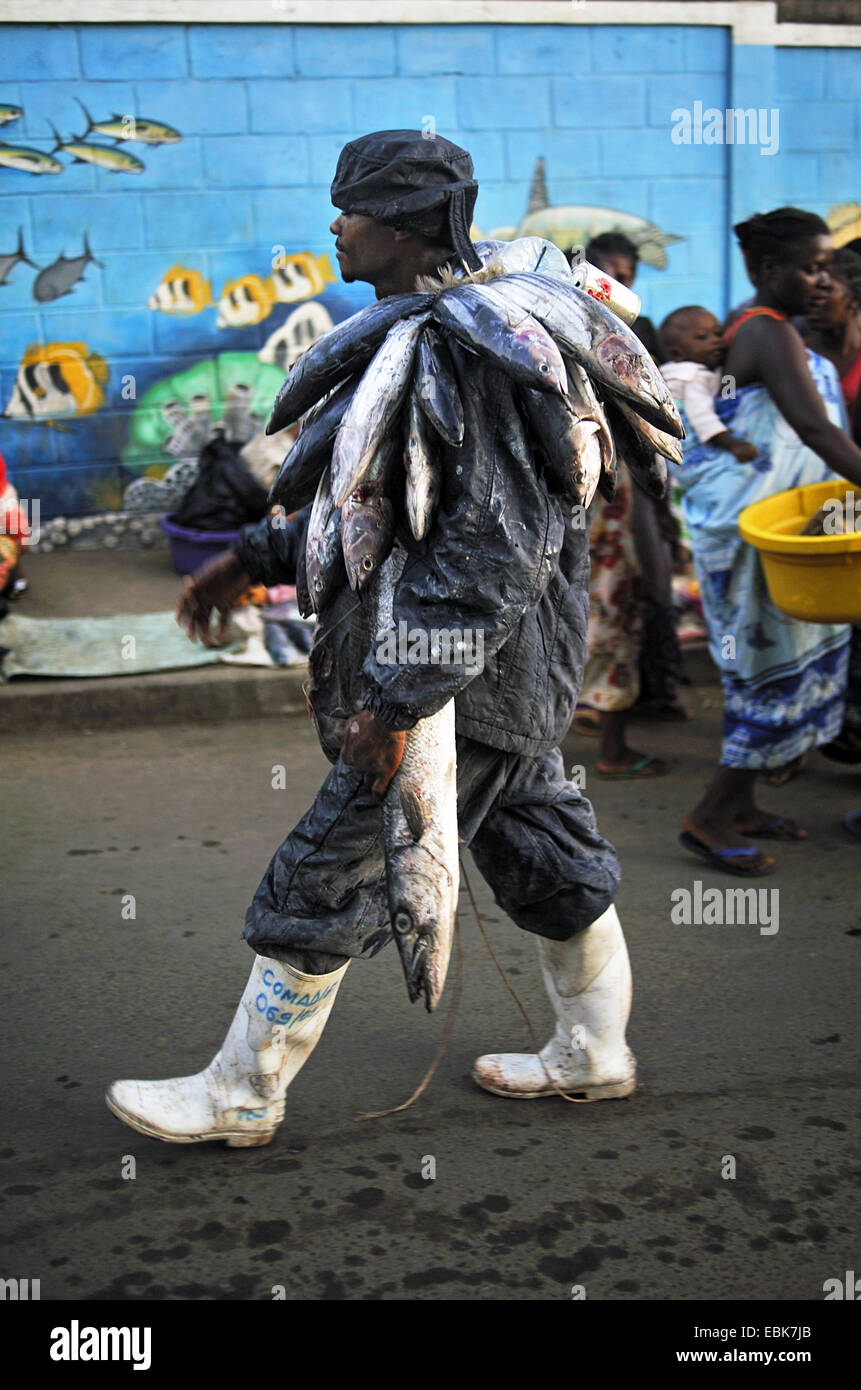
[
  {"left": 217, "top": 274, "right": 273, "bottom": 329},
  {"left": 266, "top": 251, "right": 337, "bottom": 304},
  {"left": 49, "top": 121, "right": 144, "bottom": 174},
  {"left": 827, "top": 202, "right": 861, "bottom": 249},
  {"left": 148, "top": 264, "right": 215, "bottom": 316},
  {"left": 3, "top": 341, "right": 108, "bottom": 421},
  {"left": 76, "top": 99, "right": 181, "bottom": 146},
  {"left": 0, "top": 143, "right": 63, "bottom": 174}
]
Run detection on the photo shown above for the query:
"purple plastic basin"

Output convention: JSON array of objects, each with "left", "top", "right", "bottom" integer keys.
[{"left": 160, "top": 513, "right": 240, "bottom": 576}]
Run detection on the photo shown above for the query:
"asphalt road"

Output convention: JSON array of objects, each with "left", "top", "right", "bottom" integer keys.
[{"left": 2, "top": 692, "right": 859, "bottom": 1302}]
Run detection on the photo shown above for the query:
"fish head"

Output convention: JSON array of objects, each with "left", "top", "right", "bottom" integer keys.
[
  {"left": 512, "top": 318, "right": 567, "bottom": 394},
  {"left": 341, "top": 493, "right": 394, "bottom": 591},
  {"left": 390, "top": 889, "right": 451, "bottom": 1013}
]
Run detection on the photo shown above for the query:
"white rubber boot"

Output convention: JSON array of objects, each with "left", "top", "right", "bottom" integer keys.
[
  {"left": 106, "top": 954, "right": 349, "bottom": 1146},
  {"left": 472, "top": 904, "right": 636, "bottom": 1100}
]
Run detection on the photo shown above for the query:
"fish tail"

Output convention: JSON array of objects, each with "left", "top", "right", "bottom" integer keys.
[
  {"left": 82, "top": 229, "right": 103, "bottom": 268},
  {"left": 74, "top": 97, "right": 94, "bottom": 138},
  {"left": 46, "top": 119, "right": 64, "bottom": 153},
  {"left": 17, "top": 227, "right": 37, "bottom": 269}
]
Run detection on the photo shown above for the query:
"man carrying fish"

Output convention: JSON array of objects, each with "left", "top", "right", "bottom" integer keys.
[{"left": 107, "top": 131, "right": 682, "bottom": 1148}]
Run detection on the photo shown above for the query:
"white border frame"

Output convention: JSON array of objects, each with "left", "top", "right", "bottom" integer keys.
[{"left": 0, "top": 2, "right": 859, "bottom": 49}]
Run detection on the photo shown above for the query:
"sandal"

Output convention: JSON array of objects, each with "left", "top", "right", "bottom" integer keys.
[
  {"left": 596, "top": 755, "right": 669, "bottom": 779},
  {"left": 735, "top": 815, "right": 807, "bottom": 842},
  {"left": 679, "top": 829, "right": 775, "bottom": 877}
]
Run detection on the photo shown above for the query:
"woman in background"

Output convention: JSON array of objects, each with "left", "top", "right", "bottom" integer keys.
[{"left": 677, "top": 208, "right": 861, "bottom": 874}]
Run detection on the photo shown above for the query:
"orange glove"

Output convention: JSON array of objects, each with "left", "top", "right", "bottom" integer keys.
[{"left": 342, "top": 710, "right": 406, "bottom": 798}]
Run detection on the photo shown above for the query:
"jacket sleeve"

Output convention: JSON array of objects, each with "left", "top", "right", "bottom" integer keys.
[
  {"left": 234, "top": 506, "right": 310, "bottom": 587},
  {"left": 362, "top": 353, "right": 566, "bottom": 730}
]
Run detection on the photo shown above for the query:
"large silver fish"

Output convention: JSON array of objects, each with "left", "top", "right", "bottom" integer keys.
[
  {"left": 305, "top": 465, "right": 345, "bottom": 614},
  {"left": 433, "top": 282, "right": 567, "bottom": 397},
  {"left": 340, "top": 431, "right": 399, "bottom": 591},
  {"left": 267, "top": 292, "right": 432, "bottom": 434},
  {"left": 611, "top": 396, "right": 684, "bottom": 467},
  {"left": 415, "top": 325, "right": 464, "bottom": 446},
  {"left": 268, "top": 375, "right": 357, "bottom": 513},
  {"left": 564, "top": 355, "right": 617, "bottom": 489},
  {"left": 368, "top": 551, "right": 459, "bottom": 1012},
  {"left": 604, "top": 399, "right": 670, "bottom": 499},
  {"left": 520, "top": 388, "right": 607, "bottom": 510},
  {"left": 490, "top": 272, "right": 682, "bottom": 438},
  {"left": 331, "top": 314, "right": 428, "bottom": 508},
  {"left": 404, "top": 387, "right": 442, "bottom": 542}
]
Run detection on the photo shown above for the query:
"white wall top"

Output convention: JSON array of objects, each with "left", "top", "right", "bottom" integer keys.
[{"left": 0, "top": 1, "right": 859, "bottom": 49}]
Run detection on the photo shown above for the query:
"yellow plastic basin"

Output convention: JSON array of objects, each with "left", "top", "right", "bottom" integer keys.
[{"left": 739, "top": 480, "right": 861, "bottom": 623}]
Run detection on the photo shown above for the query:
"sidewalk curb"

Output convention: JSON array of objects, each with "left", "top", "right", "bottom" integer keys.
[
  {"left": 0, "top": 663, "right": 309, "bottom": 734},
  {"left": 0, "top": 643, "right": 718, "bottom": 734}
]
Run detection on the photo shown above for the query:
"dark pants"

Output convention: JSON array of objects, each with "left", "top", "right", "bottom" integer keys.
[
  {"left": 630, "top": 485, "right": 687, "bottom": 708},
  {"left": 244, "top": 735, "right": 621, "bottom": 971}
]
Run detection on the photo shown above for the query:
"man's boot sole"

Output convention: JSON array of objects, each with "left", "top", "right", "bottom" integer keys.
[
  {"left": 472, "top": 1073, "right": 637, "bottom": 1101},
  {"left": 105, "top": 1091, "right": 276, "bottom": 1147}
]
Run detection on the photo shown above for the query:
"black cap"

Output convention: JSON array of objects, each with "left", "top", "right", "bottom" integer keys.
[{"left": 331, "top": 129, "right": 481, "bottom": 272}]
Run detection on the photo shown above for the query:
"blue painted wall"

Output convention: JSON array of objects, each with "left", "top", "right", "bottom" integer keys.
[{"left": 0, "top": 21, "right": 858, "bottom": 516}]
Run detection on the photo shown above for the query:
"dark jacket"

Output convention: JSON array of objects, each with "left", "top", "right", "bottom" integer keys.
[{"left": 236, "top": 340, "right": 590, "bottom": 758}]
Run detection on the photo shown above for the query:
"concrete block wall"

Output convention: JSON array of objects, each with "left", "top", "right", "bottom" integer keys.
[{"left": 0, "top": 19, "right": 858, "bottom": 518}]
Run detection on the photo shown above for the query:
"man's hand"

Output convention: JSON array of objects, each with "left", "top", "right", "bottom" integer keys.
[
  {"left": 341, "top": 710, "right": 406, "bottom": 798},
  {"left": 176, "top": 551, "right": 251, "bottom": 647}
]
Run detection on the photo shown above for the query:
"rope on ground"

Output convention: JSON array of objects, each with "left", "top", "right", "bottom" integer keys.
[{"left": 355, "top": 909, "right": 464, "bottom": 1121}]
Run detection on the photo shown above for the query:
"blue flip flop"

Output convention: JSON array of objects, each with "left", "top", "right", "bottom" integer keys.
[{"left": 679, "top": 830, "right": 775, "bottom": 877}]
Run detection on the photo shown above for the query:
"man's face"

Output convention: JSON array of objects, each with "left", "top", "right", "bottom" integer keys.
[
  {"left": 596, "top": 252, "right": 637, "bottom": 288},
  {"left": 330, "top": 211, "right": 403, "bottom": 289}
]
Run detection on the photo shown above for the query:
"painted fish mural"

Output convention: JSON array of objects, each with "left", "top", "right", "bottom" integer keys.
[
  {"left": 0, "top": 227, "right": 36, "bottom": 286},
  {"left": 121, "top": 351, "right": 284, "bottom": 482},
  {"left": 258, "top": 302, "right": 335, "bottom": 371},
  {"left": 0, "top": 143, "right": 63, "bottom": 174},
  {"left": 48, "top": 121, "right": 145, "bottom": 174},
  {"left": 3, "top": 341, "right": 108, "bottom": 421},
  {"left": 267, "top": 252, "right": 337, "bottom": 304},
  {"left": 827, "top": 202, "right": 861, "bottom": 249},
  {"left": 217, "top": 274, "right": 273, "bottom": 329},
  {"left": 148, "top": 264, "right": 215, "bottom": 316},
  {"left": 478, "top": 158, "right": 682, "bottom": 270},
  {"left": 33, "top": 231, "right": 102, "bottom": 303},
  {"left": 75, "top": 99, "right": 181, "bottom": 146},
  {"left": 0, "top": 104, "right": 23, "bottom": 126}
]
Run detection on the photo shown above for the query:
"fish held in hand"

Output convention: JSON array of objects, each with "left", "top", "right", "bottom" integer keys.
[
  {"left": 331, "top": 314, "right": 429, "bottom": 508},
  {"left": 266, "top": 291, "right": 433, "bottom": 435},
  {"left": 433, "top": 282, "right": 567, "bottom": 396},
  {"left": 385, "top": 698, "right": 459, "bottom": 1012},
  {"left": 368, "top": 554, "right": 459, "bottom": 1013}
]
